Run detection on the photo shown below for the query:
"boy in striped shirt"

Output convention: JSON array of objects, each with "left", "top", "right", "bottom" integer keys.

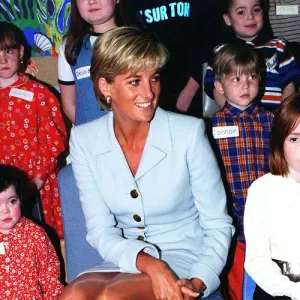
[{"left": 204, "top": 0, "right": 300, "bottom": 112}]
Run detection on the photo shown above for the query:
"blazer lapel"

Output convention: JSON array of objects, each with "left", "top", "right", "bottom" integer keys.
[
  {"left": 93, "top": 112, "right": 135, "bottom": 189},
  {"left": 92, "top": 108, "right": 173, "bottom": 183},
  {"left": 135, "top": 108, "right": 172, "bottom": 180}
]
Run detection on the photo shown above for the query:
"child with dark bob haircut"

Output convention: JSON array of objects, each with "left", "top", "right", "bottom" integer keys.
[
  {"left": 0, "top": 21, "right": 67, "bottom": 238},
  {"left": 0, "top": 164, "right": 64, "bottom": 299},
  {"left": 245, "top": 93, "right": 300, "bottom": 299}
]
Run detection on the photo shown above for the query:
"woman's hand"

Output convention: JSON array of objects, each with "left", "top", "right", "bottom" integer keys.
[
  {"left": 177, "top": 278, "right": 205, "bottom": 300},
  {"left": 137, "top": 252, "right": 184, "bottom": 299}
]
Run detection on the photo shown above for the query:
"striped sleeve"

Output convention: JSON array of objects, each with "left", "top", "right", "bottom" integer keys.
[
  {"left": 277, "top": 39, "right": 300, "bottom": 88},
  {"left": 204, "top": 62, "right": 215, "bottom": 99}
]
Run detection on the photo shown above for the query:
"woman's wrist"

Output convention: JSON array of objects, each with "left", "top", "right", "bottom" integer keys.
[{"left": 136, "top": 251, "right": 164, "bottom": 276}]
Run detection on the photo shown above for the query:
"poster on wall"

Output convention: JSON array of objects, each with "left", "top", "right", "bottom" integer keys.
[{"left": 0, "top": 0, "right": 71, "bottom": 57}]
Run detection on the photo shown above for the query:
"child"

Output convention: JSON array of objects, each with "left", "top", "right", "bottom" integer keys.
[
  {"left": 0, "top": 164, "right": 64, "bottom": 299},
  {"left": 57, "top": 0, "right": 124, "bottom": 280},
  {"left": 244, "top": 93, "right": 300, "bottom": 300},
  {"left": 58, "top": 0, "right": 123, "bottom": 125},
  {"left": 0, "top": 22, "right": 67, "bottom": 239},
  {"left": 204, "top": 0, "right": 300, "bottom": 110},
  {"left": 210, "top": 43, "right": 274, "bottom": 300},
  {"left": 123, "top": 0, "right": 226, "bottom": 117}
]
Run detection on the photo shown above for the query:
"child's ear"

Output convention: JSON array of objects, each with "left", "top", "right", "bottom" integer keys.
[
  {"left": 214, "top": 80, "right": 225, "bottom": 95},
  {"left": 223, "top": 14, "right": 232, "bottom": 27},
  {"left": 19, "top": 45, "right": 24, "bottom": 60}
]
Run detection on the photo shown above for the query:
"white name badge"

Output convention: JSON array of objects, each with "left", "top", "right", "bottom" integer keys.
[
  {"left": 75, "top": 66, "right": 90, "bottom": 80},
  {"left": 0, "top": 242, "right": 5, "bottom": 255},
  {"left": 9, "top": 88, "right": 34, "bottom": 101},
  {"left": 266, "top": 53, "right": 278, "bottom": 70},
  {"left": 276, "top": 5, "right": 298, "bottom": 15},
  {"left": 213, "top": 126, "right": 239, "bottom": 139}
]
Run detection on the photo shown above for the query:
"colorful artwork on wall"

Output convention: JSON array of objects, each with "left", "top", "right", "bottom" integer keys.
[{"left": 0, "top": 0, "right": 71, "bottom": 57}]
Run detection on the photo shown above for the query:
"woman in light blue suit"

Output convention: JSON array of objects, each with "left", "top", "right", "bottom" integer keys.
[{"left": 60, "top": 27, "right": 234, "bottom": 300}]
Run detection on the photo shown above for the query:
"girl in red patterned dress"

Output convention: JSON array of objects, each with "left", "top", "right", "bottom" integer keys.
[
  {"left": 0, "top": 22, "right": 67, "bottom": 239},
  {"left": 0, "top": 164, "right": 64, "bottom": 299}
]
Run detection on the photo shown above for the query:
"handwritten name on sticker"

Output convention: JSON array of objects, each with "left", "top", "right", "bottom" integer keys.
[
  {"left": 75, "top": 66, "right": 90, "bottom": 80},
  {"left": 213, "top": 126, "right": 239, "bottom": 139},
  {"left": 266, "top": 53, "right": 278, "bottom": 70},
  {"left": 9, "top": 88, "right": 34, "bottom": 102},
  {"left": 276, "top": 5, "right": 298, "bottom": 15}
]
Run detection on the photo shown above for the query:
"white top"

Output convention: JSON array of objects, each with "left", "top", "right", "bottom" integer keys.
[
  {"left": 58, "top": 35, "right": 98, "bottom": 83},
  {"left": 244, "top": 173, "right": 300, "bottom": 298}
]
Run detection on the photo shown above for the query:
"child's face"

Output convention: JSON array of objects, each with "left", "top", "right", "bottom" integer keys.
[
  {"left": 223, "top": 0, "right": 263, "bottom": 41},
  {"left": 0, "top": 45, "right": 23, "bottom": 84},
  {"left": 0, "top": 185, "right": 21, "bottom": 234},
  {"left": 76, "top": 0, "right": 117, "bottom": 29},
  {"left": 214, "top": 71, "right": 259, "bottom": 110},
  {"left": 284, "top": 120, "right": 300, "bottom": 183}
]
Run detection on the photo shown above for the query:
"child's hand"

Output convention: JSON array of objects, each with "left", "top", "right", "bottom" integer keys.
[
  {"left": 176, "top": 278, "right": 205, "bottom": 300},
  {"left": 176, "top": 77, "right": 199, "bottom": 113}
]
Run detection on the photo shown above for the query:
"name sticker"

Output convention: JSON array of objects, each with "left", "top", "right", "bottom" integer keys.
[
  {"left": 9, "top": 88, "right": 34, "bottom": 101},
  {"left": 213, "top": 126, "right": 239, "bottom": 139},
  {"left": 266, "top": 53, "right": 278, "bottom": 70},
  {"left": 75, "top": 66, "right": 90, "bottom": 80},
  {"left": 0, "top": 242, "right": 5, "bottom": 255},
  {"left": 276, "top": 5, "right": 298, "bottom": 15}
]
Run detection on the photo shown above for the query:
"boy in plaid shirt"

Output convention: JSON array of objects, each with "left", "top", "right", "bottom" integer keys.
[{"left": 210, "top": 43, "right": 274, "bottom": 300}]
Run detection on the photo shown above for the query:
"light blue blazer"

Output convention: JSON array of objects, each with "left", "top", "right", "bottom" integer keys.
[{"left": 70, "top": 107, "right": 234, "bottom": 297}]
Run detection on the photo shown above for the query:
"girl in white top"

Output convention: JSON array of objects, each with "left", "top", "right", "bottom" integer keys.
[
  {"left": 58, "top": 0, "right": 123, "bottom": 125},
  {"left": 244, "top": 92, "right": 300, "bottom": 299}
]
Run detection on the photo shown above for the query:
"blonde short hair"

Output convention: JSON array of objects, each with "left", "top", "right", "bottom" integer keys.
[
  {"left": 213, "top": 43, "right": 260, "bottom": 82},
  {"left": 90, "top": 26, "right": 169, "bottom": 110}
]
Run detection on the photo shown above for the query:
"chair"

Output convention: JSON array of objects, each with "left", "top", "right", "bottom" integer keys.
[
  {"left": 243, "top": 269, "right": 256, "bottom": 299},
  {"left": 202, "top": 62, "right": 219, "bottom": 118},
  {"left": 31, "top": 196, "right": 44, "bottom": 222},
  {"left": 58, "top": 164, "right": 103, "bottom": 282},
  {"left": 22, "top": 184, "right": 44, "bottom": 224}
]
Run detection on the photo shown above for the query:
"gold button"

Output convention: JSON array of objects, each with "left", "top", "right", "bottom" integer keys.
[
  {"left": 130, "top": 189, "right": 139, "bottom": 198},
  {"left": 137, "top": 226, "right": 145, "bottom": 230},
  {"left": 137, "top": 235, "right": 144, "bottom": 241},
  {"left": 133, "top": 214, "right": 141, "bottom": 222}
]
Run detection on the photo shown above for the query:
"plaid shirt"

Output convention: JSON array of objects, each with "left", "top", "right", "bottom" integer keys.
[{"left": 211, "top": 101, "right": 274, "bottom": 241}]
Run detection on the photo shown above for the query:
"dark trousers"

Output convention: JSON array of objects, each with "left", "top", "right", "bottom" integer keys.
[{"left": 253, "top": 285, "right": 291, "bottom": 300}]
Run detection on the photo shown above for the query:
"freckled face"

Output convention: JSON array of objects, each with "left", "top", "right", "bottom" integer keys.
[
  {"left": 0, "top": 186, "right": 21, "bottom": 234},
  {"left": 102, "top": 69, "right": 161, "bottom": 127},
  {"left": 284, "top": 120, "right": 300, "bottom": 182},
  {"left": 223, "top": 0, "right": 264, "bottom": 41},
  {"left": 214, "top": 72, "right": 259, "bottom": 110}
]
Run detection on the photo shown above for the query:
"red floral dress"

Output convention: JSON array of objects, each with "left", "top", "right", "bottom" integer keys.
[
  {"left": 0, "top": 74, "right": 67, "bottom": 238},
  {"left": 0, "top": 217, "right": 64, "bottom": 299}
]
